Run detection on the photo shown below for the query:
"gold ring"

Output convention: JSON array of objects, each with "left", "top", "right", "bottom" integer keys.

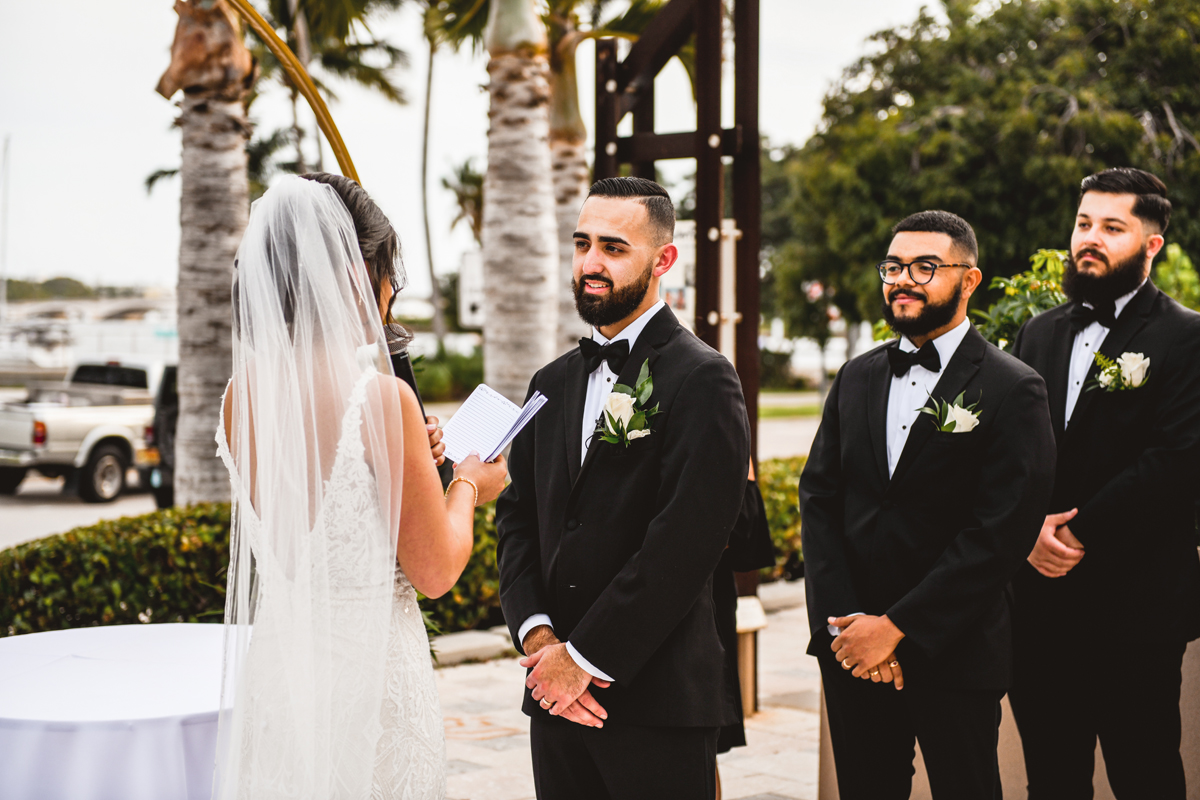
[
  {"left": 539, "top": 699, "right": 551, "bottom": 708},
  {"left": 870, "top": 669, "right": 880, "bottom": 677},
  {"left": 889, "top": 660, "right": 899, "bottom": 668},
  {"left": 842, "top": 658, "right": 853, "bottom": 669}
]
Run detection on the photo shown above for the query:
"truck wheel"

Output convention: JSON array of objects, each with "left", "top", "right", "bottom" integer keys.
[
  {"left": 0, "top": 467, "right": 27, "bottom": 495},
  {"left": 79, "top": 445, "right": 126, "bottom": 503}
]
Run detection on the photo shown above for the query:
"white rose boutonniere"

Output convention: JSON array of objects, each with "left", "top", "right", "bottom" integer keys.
[
  {"left": 597, "top": 359, "right": 662, "bottom": 447},
  {"left": 918, "top": 391, "right": 981, "bottom": 433},
  {"left": 1089, "top": 352, "right": 1149, "bottom": 392}
]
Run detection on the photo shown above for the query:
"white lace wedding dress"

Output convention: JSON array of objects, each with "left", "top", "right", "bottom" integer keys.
[{"left": 215, "top": 363, "right": 447, "bottom": 799}]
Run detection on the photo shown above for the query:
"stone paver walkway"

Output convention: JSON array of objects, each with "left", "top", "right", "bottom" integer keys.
[{"left": 434, "top": 595, "right": 819, "bottom": 800}]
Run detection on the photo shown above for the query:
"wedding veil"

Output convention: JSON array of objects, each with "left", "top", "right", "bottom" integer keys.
[{"left": 214, "top": 175, "right": 404, "bottom": 798}]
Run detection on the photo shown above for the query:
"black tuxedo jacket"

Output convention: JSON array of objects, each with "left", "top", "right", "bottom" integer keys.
[
  {"left": 496, "top": 306, "right": 751, "bottom": 727},
  {"left": 799, "top": 326, "right": 1056, "bottom": 690},
  {"left": 1011, "top": 282, "right": 1200, "bottom": 642}
]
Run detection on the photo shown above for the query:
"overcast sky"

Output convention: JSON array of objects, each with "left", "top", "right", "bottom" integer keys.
[{"left": 0, "top": 0, "right": 933, "bottom": 297}]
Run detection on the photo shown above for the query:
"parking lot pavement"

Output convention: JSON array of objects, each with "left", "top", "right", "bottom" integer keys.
[
  {"left": 0, "top": 474, "right": 156, "bottom": 552},
  {"left": 435, "top": 586, "right": 819, "bottom": 800}
]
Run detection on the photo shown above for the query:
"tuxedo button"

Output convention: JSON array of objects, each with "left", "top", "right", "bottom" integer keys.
[{"left": 566, "top": 519, "right": 581, "bottom": 531}]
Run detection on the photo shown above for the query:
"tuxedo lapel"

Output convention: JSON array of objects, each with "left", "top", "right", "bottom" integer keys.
[
  {"left": 1045, "top": 310, "right": 1074, "bottom": 440},
  {"left": 1064, "top": 282, "right": 1157, "bottom": 434},
  {"left": 567, "top": 306, "right": 679, "bottom": 506},
  {"left": 889, "top": 327, "right": 986, "bottom": 485},
  {"left": 563, "top": 351, "right": 588, "bottom": 486},
  {"left": 866, "top": 347, "right": 893, "bottom": 484}
]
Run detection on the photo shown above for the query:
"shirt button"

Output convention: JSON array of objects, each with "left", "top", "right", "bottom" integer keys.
[
  {"left": 607, "top": 377, "right": 611, "bottom": 383},
  {"left": 902, "top": 425, "right": 907, "bottom": 430},
  {"left": 911, "top": 382, "right": 916, "bottom": 386}
]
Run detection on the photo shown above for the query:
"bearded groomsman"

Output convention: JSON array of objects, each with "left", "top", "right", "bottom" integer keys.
[
  {"left": 1009, "top": 168, "right": 1200, "bottom": 800},
  {"left": 496, "top": 177, "right": 750, "bottom": 799},
  {"left": 800, "top": 211, "right": 1056, "bottom": 799}
]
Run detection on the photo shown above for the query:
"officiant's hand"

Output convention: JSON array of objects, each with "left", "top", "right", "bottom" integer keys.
[
  {"left": 426, "top": 416, "right": 445, "bottom": 466},
  {"left": 521, "top": 644, "right": 610, "bottom": 720},
  {"left": 1028, "top": 509, "right": 1083, "bottom": 578},
  {"left": 521, "top": 627, "right": 609, "bottom": 728},
  {"left": 830, "top": 615, "right": 905, "bottom": 679}
]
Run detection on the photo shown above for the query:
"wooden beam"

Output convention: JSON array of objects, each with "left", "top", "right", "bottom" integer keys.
[
  {"left": 631, "top": 81, "right": 657, "bottom": 180},
  {"left": 692, "top": 0, "right": 722, "bottom": 348},
  {"left": 615, "top": 0, "right": 697, "bottom": 119},
  {"left": 733, "top": 0, "right": 762, "bottom": 464},
  {"left": 613, "top": 127, "right": 742, "bottom": 163},
  {"left": 594, "top": 38, "right": 620, "bottom": 181}
]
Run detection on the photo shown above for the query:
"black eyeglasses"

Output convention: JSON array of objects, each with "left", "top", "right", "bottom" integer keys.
[{"left": 877, "top": 259, "right": 971, "bottom": 285}]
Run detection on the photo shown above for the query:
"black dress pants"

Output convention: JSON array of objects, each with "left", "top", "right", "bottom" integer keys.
[
  {"left": 529, "top": 715, "right": 718, "bottom": 800},
  {"left": 1010, "top": 631, "right": 1187, "bottom": 800},
  {"left": 819, "top": 653, "right": 1004, "bottom": 800}
]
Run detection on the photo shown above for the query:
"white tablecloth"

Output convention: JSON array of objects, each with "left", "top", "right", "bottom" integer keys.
[{"left": 0, "top": 623, "right": 224, "bottom": 800}]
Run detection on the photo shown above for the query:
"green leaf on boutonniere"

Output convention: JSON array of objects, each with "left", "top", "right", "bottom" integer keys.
[
  {"left": 918, "top": 391, "right": 981, "bottom": 432},
  {"left": 613, "top": 383, "right": 634, "bottom": 396}
]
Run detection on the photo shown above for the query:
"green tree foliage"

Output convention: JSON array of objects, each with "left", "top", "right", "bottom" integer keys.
[
  {"left": 771, "top": 0, "right": 1200, "bottom": 328},
  {"left": 4, "top": 277, "right": 96, "bottom": 302},
  {"left": 972, "top": 248, "right": 1068, "bottom": 350},
  {"left": 1154, "top": 242, "right": 1200, "bottom": 310}
]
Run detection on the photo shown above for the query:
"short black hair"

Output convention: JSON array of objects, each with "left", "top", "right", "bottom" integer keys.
[
  {"left": 587, "top": 177, "right": 675, "bottom": 245},
  {"left": 1079, "top": 167, "right": 1171, "bottom": 233},
  {"left": 891, "top": 210, "right": 978, "bottom": 263}
]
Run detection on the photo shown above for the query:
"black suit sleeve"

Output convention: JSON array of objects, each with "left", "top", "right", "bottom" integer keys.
[
  {"left": 496, "top": 372, "right": 550, "bottom": 655},
  {"left": 798, "top": 368, "right": 862, "bottom": 637},
  {"left": 886, "top": 372, "right": 1056, "bottom": 659},
  {"left": 1070, "top": 322, "right": 1200, "bottom": 552},
  {"left": 567, "top": 356, "right": 750, "bottom": 684}
]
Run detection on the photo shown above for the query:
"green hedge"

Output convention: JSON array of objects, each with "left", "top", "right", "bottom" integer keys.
[
  {"left": 1, "top": 504, "right": 231, "bottom": 637},
  {"left": 1, "top": 458, "right": 809, "bottom": 638},
  {"left": 757, "top": 456, "right": 805, "bottom": 581}
]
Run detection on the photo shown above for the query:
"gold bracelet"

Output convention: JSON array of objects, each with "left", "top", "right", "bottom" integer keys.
[{"left": 445, "top": 476, "right": 479, "bottom": 507}]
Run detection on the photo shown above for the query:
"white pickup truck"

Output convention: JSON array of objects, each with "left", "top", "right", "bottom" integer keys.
[{"left": 0, "top": 362, "right": 169, "bottom": 502}]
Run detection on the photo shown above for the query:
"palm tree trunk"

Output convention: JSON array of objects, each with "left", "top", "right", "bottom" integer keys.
[
  {"left": 549, "top": 34, "right": 591, "bottom": 356},
  {"left": 175, "top": 95, "right": 250, "bottom": 506},
  {"left": 158, "top": 0, "right": 255, "bottom": 506},
  {"left": 422, "top": 42, "right": 448, "bottom": 344},
  {"left": 483, "top": 0, "right": 559, "bottom": 402}
]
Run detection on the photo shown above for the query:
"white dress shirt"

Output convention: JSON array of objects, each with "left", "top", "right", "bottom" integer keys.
[
  {"left": 885, "top": 317, "right": 972, "bottom": 477},
  {"left": 829, "top": 317, "right": 971, "bottom": 638},
  {"left": 518, "top": 300, "right": 666, "bottom": 683},
  {"left": 1064, "top": 281, "right": 1146, "bottom": 426}
]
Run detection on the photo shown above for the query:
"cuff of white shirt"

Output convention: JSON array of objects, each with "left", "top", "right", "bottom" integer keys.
[
  {"left": 518, "top": 614, "right": 554, "bottom": 651},
  {"left": 566, "top": 641, "right": 615, "bottom": 683},
  {"left": 827, "top": 611, "right": 865, "bottom": 637}
]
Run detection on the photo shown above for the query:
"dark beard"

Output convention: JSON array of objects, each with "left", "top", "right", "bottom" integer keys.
[
  {"left": 1063, "top": 245, "right": 1147, "bottom": 305},
  {"left": 881, "top": 280, "right": 963, "bottom": 340},
  {"left": 573, "top": 263, "right": 654, "bottom": 328}
]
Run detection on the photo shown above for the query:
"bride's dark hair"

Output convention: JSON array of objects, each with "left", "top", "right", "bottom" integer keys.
[{"left": 300, "top": 172, "right": 411, "bottom": 346}]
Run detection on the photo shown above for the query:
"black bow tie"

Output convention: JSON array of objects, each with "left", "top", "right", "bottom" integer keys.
[
  {"left": 887, "top": 341, "right": 942, "bottom": 378},
  {"left": 580, "top": 337, "right": 630, "bottom": 374},
  {"left": 1070, "top": 301, "right": 1117, "bottom": 332}
]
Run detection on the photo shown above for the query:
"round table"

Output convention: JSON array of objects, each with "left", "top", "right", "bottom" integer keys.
[{"left": 0, "top": 623, "right": 224, "bottom": 800}]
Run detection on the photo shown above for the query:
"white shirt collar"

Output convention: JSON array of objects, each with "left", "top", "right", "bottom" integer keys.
[
  {"left": 1083, "top": 278, "right": 1147, "bottom": 319},
  {"left": 898, "top": 316, "right": 972, "bottom": 369},
  {"left": 592, "top": 299, "right": 666, "bottom": 348}
]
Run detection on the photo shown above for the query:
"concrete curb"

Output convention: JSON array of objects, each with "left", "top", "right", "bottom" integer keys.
[{"left": 432, "top": 626, "right": 516, "bottom": 667}]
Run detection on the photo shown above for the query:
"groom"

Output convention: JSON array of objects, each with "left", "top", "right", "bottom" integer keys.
[
  {"left": 799, "top": 211, "right": 1056, "bottom": 798},
  {"left": 496, "top": 177, "right": 750, "bottom": 799},
  {"left": 1009, "top": 168, "right": 1200, "bottom": 799}
]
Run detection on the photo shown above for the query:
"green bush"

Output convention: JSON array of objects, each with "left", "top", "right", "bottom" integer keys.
[
  {"left": 1, "top": 459, "right": 809, "bottom": 639},
  {"left": 757, "top": 456, "right": 806, "bottom": 581},
  {"left": 415, "top": 346, "right": 483, "bottom": 402},
  {"left": 0, "top": 504, "right": 230, "bottom": 637}
]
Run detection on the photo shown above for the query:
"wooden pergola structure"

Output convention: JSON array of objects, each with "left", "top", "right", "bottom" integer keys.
[{"left": 593, "top": 0, "right": 762, "bottom": 460}]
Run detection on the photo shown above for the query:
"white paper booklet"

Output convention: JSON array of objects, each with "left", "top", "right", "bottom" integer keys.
[{"left": 439, "top": 384, "right": 548, "bottom": 463}]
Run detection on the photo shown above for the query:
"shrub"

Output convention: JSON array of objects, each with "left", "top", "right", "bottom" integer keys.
[
  {"left": 0, "top": 504, "right": 230, "bottom": 637},
  {"left": 1, "top": 460, "right": 807, "bottom": 639},
  {"left": 757, "top": 456, "right": 806, "bottom": 581},
  {"left": 415, "top": 346, "right": 483, "bottom": 402}
]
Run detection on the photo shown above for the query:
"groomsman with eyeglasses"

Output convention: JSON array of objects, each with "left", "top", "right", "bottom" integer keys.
[
  {"left": 1009, "top": 168, "right": 1200, "bottom": 800},
  {"left": 800, "top": 210, "right": 1056, "bottom": 798}
]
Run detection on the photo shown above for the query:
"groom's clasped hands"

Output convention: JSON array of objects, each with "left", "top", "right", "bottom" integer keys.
[
  {"left": 829, "top": 614, "right": 906, "bottom": 690},
  {"left": 520, "top": 626, "right": 611, "bottom": 729}
]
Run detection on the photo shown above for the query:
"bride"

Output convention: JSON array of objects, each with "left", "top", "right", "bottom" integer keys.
[{"left": 214, "top": 174, "right": 507, "bottom": 799}]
